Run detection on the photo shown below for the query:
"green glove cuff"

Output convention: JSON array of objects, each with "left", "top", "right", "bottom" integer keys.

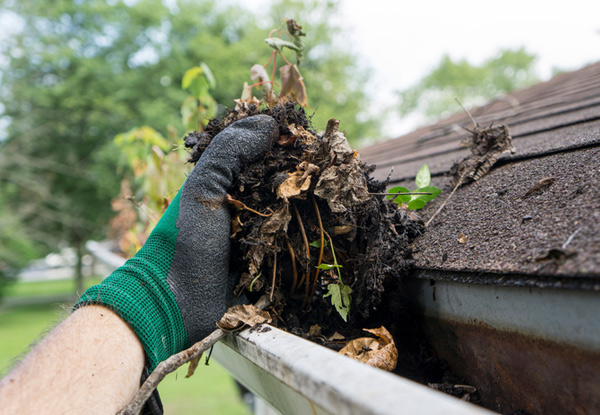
[{"left": 74, "top": 191, "right": 189, "bottom": 371}]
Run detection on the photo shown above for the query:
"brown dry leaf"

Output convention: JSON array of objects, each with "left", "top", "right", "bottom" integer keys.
[
  {"left": 279, "top": 64, "right": 307, "bottom": 107},
  {"left": 329, "top": 332, "right": 345, "bottom": 341},
  {"left": 231, "top": 215, "right": 243, "bottom": 238},
  {"left": 246, "top": 204, "right": 292, "bottom": 276},
  {"left": 314, "top": 123, "right": 370, "bottom": 213},
  {"left": 277, "top": 171, "right": 311, "bottom": 200},
  {"left": 453, "top": 124, "right": 515, "bottom": 184},
  {"left": 308, "top": 324, "right": 322, "bottom": 337},
  {"left": 186, "top": 355, "right": 202, "bottom": 378},
  {"left": 458, "top": 233, "right": 468, "bottom": 244},
  {"left": 288, "top": 123, "right": 317, "bottom": 145},
  {"left": 250, "top": 64, "right": 274, "bottom": 102},
  {"left": 276, "top": 161, "right": 319, "bottom": 200},
  {"left": 314, "top": 162, "right": 370, "bottom": 213},
  {"left": 339, "top": 326, "right": 398, "bottom": 372},
  {"left": 522, "top": 177, "right": 555, "bottom": 199},
  {"left": 217, "top": 304, "right": 272, "bottom": 332}
]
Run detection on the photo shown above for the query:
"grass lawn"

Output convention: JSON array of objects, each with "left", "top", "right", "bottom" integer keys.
[
  {"left": 0, "top": 279, "right": 250, "bottom": 415},
  {"left": 3, "top": 275, "right": 104, "bottom": 298}
]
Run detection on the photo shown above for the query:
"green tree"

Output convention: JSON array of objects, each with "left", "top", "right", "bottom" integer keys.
[
  {"left": 0, "top": 198, "right": 39, "bottom": 299},
  {"left": 0, "top": 0, "right": 378, "bottom": 295},
  {"left": 397, "top": 47, "right": 539, "bottom": 123}
]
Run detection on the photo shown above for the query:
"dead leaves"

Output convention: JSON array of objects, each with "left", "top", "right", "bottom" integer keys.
[
  {"left": 522, "top": 177, "right": 555, "bottom": 199},
  {"left": 279, "top": 64, "right": 307, "bottom": 107},
  {"left": 276, "top": 161, "right": 319, "bottom": 200},
  {"left": 246, "top": 204, "right": 292, "bottom": 276},
  {"left": 453, "top": 123, "right": 515, "bottom": 184},
  {"left": 313, "top": 120, "right": 370, "bottom": 213},
  {"left": 217, "top": 304, "right": 272, "bottom": 332},
  {"left": 339, "top": 326, "right": 398, "bottom": 372}
]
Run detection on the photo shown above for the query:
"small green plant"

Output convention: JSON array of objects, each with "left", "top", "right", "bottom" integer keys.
[
  {"left": 312, "top": 234, "right": 352, "bottom": 322},
  {"left": 387, "top": 164, "right": 442, "bottom": 210},
  {"left": 110, "top": 63, "right": 218, "bottom": 256},
  {"left": 239, "top": 19, "right": 308, "bottom": 107},
  {"left": 181, "top": 62, "right": 217, "bottom": 131}
]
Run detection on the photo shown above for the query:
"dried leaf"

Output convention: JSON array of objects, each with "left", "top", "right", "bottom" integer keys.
[
  {"left": 276, "top": 161, "right": 319, "bottom": 200},
  {"left": 217, "top": 304, "right": 272, "bottom": 332},
  {"left": 277, "top": 171, "right": 311, "bottom": 200},
  {"left": 240, "top": 82, "right": 252, "bottom": 101},
  {"left": 458, "top": 233, "right": 468, "bottom": 244},
  {"left": 333, "top": 225, "right": 353, "bottom": 235},
  {"left": 314, "top": 162, "right": 370, "bottom": 213},
  {"left": 308, "top": 324, "right": 321, "bottom": 337},
  {"left": 522, "top": 177, "right": 555, "bottom": 199},
  {"left": 246, "top": 204, "right": 292, "bottom": 276},
  {"left": 279, "top": 64, "right": 307, "bottom": 107},
  {"left": 329, "top": 332, "right": 345, "bottom": 341},
  {"left": 250, "top": 64, "right": 270, "bottom": 83},
  {"left": 339, "top": 326, "right": 398, "bottom": 372},
  {"left": 288, "top": 123, "right": 317, "bottom": 145},
  {"left": 250, "top": 64, "right": 273, "bottom": 100},
  {"left": 453, "top": 124, "right": 515, "bottom": 184},
  {"left": 185, "top": 355, "right": 202, "bottom": 378},
  {"left": 231, "top": 215, "right": 243, "bottom": 238},
  {"left": 535, "top": 248, "right": 576, "bottom": 263},
  {"left": 276, "top": 135, "right": 295, "bottom": 147}
]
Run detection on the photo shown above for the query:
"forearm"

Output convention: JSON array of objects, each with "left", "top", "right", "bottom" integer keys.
[{"left": 0, "top": 305, "right": 145, "bottom": 415}]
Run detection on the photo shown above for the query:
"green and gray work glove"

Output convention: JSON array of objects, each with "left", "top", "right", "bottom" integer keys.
[{"left": 75, "top": 115, "right": 277, "bottom": 372}]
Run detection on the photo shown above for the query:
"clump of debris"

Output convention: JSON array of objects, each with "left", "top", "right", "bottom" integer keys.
[{"left": 184, "top": 102, "right": 424, "bottom": 341}]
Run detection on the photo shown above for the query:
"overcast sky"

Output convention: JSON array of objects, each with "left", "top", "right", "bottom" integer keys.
[
  {"left": 242, "top": 0, "right": 600, "bottom": 139},
  {"left": 339, "top": 0, "right": 600, "bottom": 137}
]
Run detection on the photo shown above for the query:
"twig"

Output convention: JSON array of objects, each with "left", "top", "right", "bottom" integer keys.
[
  {"left": 226, "top": 194, "right": 273, "bottom": 217},
  {"left": 293, "top": 203, "right": 310, "bottom": 263},
  {"left": 562, "top": 227, "right": 582, "bottom": 249},
  {"left": 117, "top": 329, "right": 227, "bottom": 415},
  {"left": 455, "top": 97, "right": 479, "bottom": 129},
  {"left": 270, "top": 252, "right": 277, "bottom": 302},
  {"left": 307, "top": 195, "right": 325, "bottom": 306},
  {"left": 425, "top": 173, "right": 466, "bottom": 228},
  {"left": 117, "top": 296, "right": 270, "bottom": 415},
  {"left": 286, "top": 235, "right": 298, "bottom": 295}
]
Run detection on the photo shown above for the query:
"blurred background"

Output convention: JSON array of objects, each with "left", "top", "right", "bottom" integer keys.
[{"left": 0, "top": 0, "right": 598, "bottom": 412}]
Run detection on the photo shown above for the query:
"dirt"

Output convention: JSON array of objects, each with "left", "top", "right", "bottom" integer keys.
[{"left": 184, "top": 102, "right": 456, "bottom": 387}]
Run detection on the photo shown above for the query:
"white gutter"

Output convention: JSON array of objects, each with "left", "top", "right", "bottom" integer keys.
[
  {"left": 85, "top": 240, "right": 496, "bottom": 414},
  {"left": 213, "top": 325, "right": 497, "bottom": 415}
]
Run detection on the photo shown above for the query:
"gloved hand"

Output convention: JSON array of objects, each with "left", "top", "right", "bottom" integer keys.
[{"left": 75, "top": 115, "right": 277, "bottom": 372}]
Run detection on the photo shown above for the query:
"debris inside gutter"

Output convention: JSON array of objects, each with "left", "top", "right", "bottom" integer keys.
[{"left": 184, "top": 102, "right": 489, "bottom": 402}]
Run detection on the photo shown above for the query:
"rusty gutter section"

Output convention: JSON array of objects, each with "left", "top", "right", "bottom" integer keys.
[
  {"left": 408, "top": 279, "right": 600, "bottom": 414},
  {"left": 213, "top": 325, "right": 496, "bottom": 415}
]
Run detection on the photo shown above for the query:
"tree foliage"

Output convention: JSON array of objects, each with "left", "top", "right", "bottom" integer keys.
[
  {"left": 397, "top": 47, "right": 539, "bottom": 123},
  {"left": 0, "top": 0, "right": 379, "bottom": 294}
]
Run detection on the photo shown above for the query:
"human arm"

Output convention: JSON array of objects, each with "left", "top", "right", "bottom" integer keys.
[
  {"left": 0, "top": 305, "right": 145, "bottom": 415},
  {"left": 0, "top": 115, "right": 277, "bottom": 414}
]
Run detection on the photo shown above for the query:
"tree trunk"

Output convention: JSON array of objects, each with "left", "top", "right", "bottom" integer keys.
[{"left": 75, "top": 239, "right": 84, "bottom": 295}]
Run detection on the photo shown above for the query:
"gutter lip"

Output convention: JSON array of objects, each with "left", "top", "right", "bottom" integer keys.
[
  {"left": 412, "top": 269, "right": 600, "bottom": 291},
  {"left": 214, "top": 324, "right": 496, "bottom": 415}
]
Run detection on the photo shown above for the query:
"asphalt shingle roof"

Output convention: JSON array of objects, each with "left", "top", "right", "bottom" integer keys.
[{"left": 359, "top": 62, "right": 600, "bottom": 287}]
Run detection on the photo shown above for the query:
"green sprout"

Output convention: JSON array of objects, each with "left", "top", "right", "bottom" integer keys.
[
  {"left": 387, "top": 164, "right": 442, "bottom": 210},
  {"left": 313, "top": 234, "right": 352, "bottom": 322}
]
